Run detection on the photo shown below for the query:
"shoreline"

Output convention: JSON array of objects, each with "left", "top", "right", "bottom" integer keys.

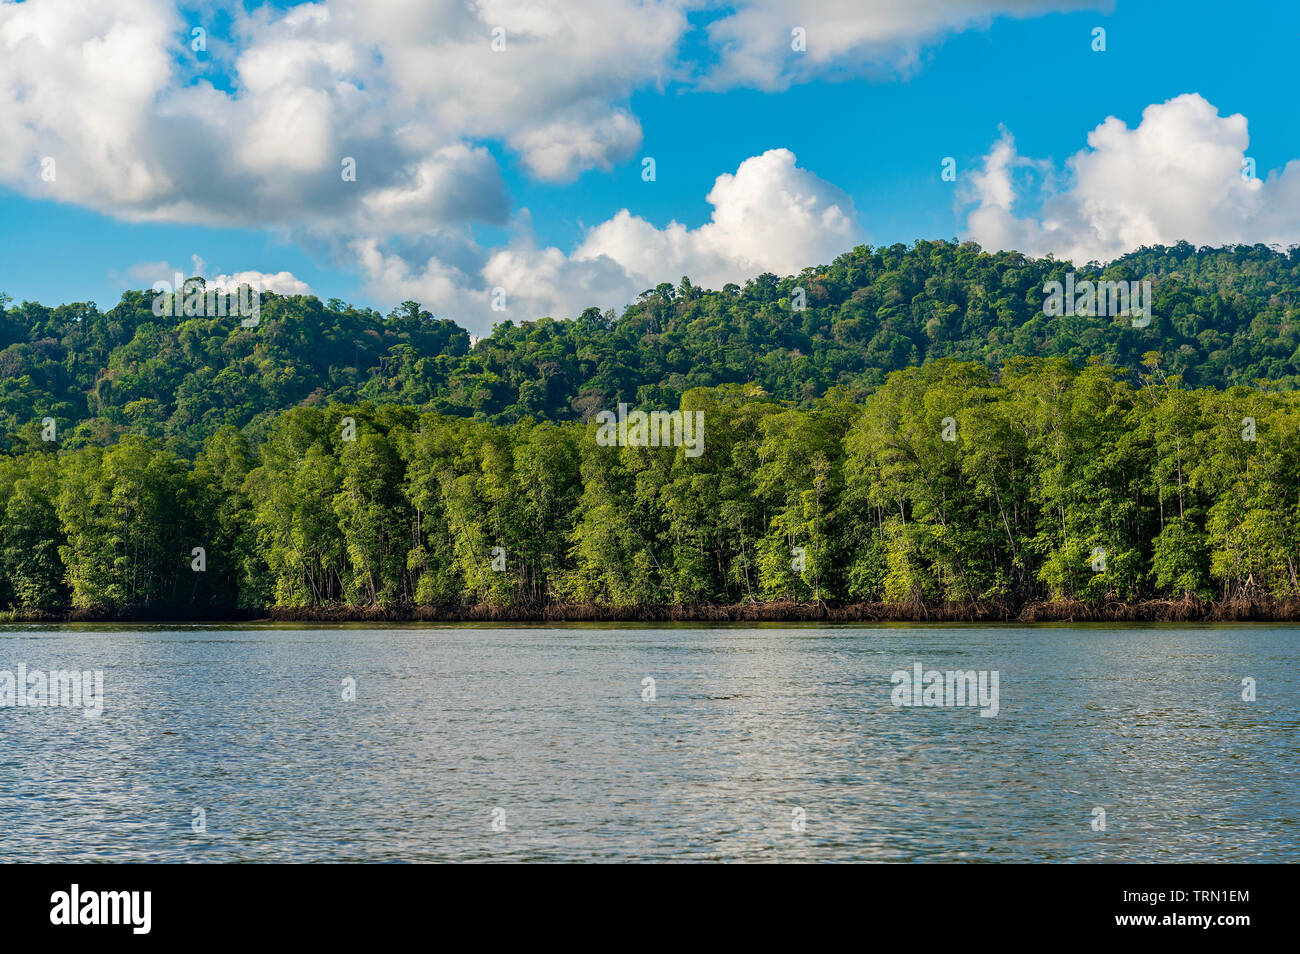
[{"left": 4, "top": 598, "right": 1300, "bottom": 624}]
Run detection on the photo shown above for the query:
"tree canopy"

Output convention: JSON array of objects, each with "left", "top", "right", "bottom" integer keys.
[
  {"left": 4, "top": 240, "right": 1300, "bottom": 459},
  {"left": 2, "top": 240, "right": 1299, "bottom": 614}
]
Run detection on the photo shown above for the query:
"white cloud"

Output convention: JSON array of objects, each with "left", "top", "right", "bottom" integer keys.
[
  {"left": 963, "top": 94, "right": 1300, "bottom": 263},
  {"left": 0, "top": 0, "right": 1111, "bottom": 327},
  {"left": 124, "top": 259, "right": 312, "bottom": 296},
  {"left": 356, "top": 148, "right": 864, "bottom": 332},
  {"left": 352, "top": 237, "right": 472, "bottom": 311},
  {"left": 0, "top": 0, "right": 1100, "bottom": 230},
  {"left": 213, "top": 270, "right": 315, "bottom": 297},
  {"left": 0, "top": 0, "right": 684, "bottom": 229},
  {"left": 356, "top": 145, "right": 509, "bottom": 235},
  {"left": 509, "top": 109, "right": 643, "bottom": 182},
  {"left": 576, "top": 147, "right": 861, "bottom": 289},
  {"left": 701, "top": 0, "right": 1104, "bottom": 91}
]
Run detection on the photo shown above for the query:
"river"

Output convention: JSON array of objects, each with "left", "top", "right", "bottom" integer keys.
[{"left": 1, "top": 623, "right": 1295, "bottom": 862}]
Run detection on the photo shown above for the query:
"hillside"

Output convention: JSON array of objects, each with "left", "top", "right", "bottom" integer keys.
[{"left": 3, "top": 240, "right": 1300, "bottom": 456}]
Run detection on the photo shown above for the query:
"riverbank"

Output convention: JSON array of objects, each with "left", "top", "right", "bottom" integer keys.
[{"left": 4, "top": 597, "right": 1300, "bottom": 624}]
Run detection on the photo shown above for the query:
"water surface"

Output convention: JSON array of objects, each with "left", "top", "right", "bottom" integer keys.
[{"left": 1, "top": 623, "right": 1295, "bottom": 862}]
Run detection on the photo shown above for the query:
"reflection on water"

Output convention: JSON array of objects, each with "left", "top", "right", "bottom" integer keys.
[{"left": 1, "top": 623, "right": 1296, "bottom": 862}]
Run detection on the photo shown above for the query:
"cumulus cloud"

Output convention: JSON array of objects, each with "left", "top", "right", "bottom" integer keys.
[
  {"left": 0, "top": 0, "right": 684, "bottom": 230},
  {"left": 0, "top": 0, "right": 1101, "bottom": 230},
  {"left": 575, "top": 148, "right": 861, "bottom": 288},
  {"left": 963, "top": 94, "right": 1300, "bottom": 263},
  {"left": 356, "top": 148, "right": 864, "bottom": 331},
  {"left": 352, "top": 236, "right": 475, "bottom": 312},
  {"left": 0, "top": 0, "right": 1109, "bottom": 329},
  {"left": 509, "top": 109, "right": 643, "bottom": 182},
  {"left": 212, "top": 270, "right": 315, "bottom": 296}
]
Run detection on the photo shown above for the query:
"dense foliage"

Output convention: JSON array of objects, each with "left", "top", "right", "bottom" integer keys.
[
  {"left": 4, "top": 240, "right": 1300, "bottom": 461},
  {"left": 1, "top": 357, "right": 1296, "bottom": 612}
]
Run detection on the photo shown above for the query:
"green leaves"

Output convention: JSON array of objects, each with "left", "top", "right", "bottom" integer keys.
[
  {"left": 53, "top": 438, "right": 205, "bottom": 608},
  {"left": 6, "top": 242, "right": 1300, "bottom": 457},
  {"left": 3, "top": 347, "right": 1300, "bottom": 612}
]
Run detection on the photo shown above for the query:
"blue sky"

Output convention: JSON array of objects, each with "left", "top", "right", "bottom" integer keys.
[{"left": 2, "top": 0, "right": 1298, "bottom": 333}]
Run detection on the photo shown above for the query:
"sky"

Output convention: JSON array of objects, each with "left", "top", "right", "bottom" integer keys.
[{"left": 1, "top": 0, "right": 1299, "bottom": 334}]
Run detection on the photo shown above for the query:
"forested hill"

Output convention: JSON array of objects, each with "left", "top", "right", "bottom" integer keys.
[{"left": 3, "top": 239, "right": 1300, "bottom": 456}]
